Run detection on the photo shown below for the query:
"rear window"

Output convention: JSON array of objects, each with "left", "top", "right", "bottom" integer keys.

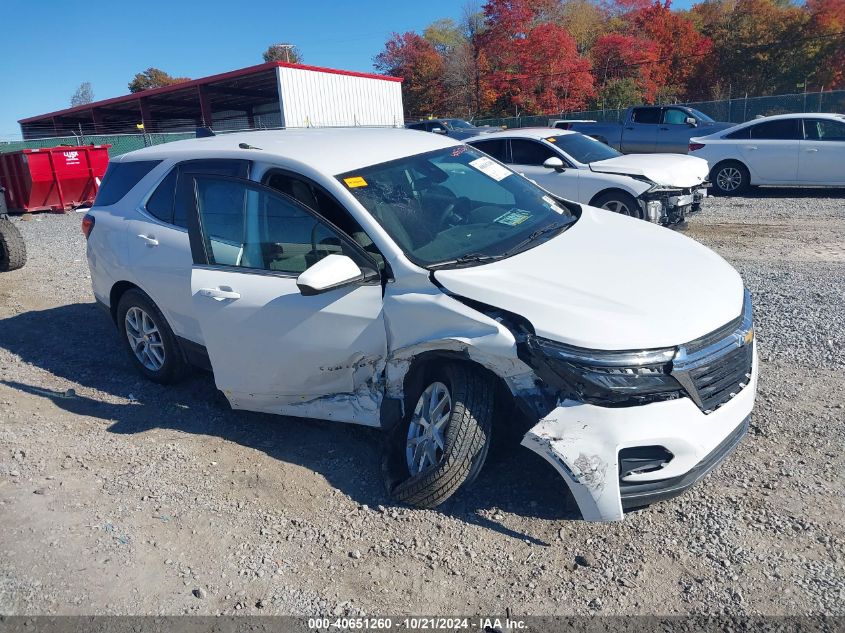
[
  {"left": 749, "top": 119, "right": 801, "bottom": 140},
  {"left": 95, "top": 160, "right": 161, "bottom": 206},
  {"left": 469, "top": 138, "right": 508, "bottom": 162},
  {"left": 724, "top": 127, "right": 750, "bottom": 140},
  {"left": 631, "top": 108, "right": 661, "bottom": 124}
]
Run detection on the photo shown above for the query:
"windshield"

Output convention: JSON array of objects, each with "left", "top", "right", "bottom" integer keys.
[
  {"left": 338, "top": 146, "right": 576, "bottom": 268},
  {"left": 689, "top": 108, "right": 715, "bottom": 122},
  {"left": 443, "top": 119, "right": 475, "bottom": 129},
  {"left": 551, "top": 134, "right": 622, "bottom": 164}
]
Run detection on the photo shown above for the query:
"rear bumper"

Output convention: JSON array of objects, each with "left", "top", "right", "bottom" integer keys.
[{"left": 521, "top": 344, "right": 757, "bottom": 521}]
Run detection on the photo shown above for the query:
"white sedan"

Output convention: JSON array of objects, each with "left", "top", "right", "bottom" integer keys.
[
  {"left": 689, "top": 113, "right": 845, "bottom": 195},
  {"left": 467, "top": 128, "right": 710, "bottom": 226}
]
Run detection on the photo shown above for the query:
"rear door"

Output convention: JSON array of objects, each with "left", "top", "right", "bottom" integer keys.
[
  {"left": 657, "top": 107, "right": 697, "bottom": 154},
  {"left": 621, "top": 108, "right": 660, "bottom": 153},
  {"left": 507, "top": 139, "right": 581, "bottom": 200},
  {"left": 742, "top": 119, "right": 801, "bottom": 183},
  {"left": 799, "top": 118, "right": 845, "bottom": 184},
  {"left": 186, "top": 174, "right": 386, "bottom": 424}
]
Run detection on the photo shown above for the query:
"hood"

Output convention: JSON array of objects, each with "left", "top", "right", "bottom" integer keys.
[
  {"left": 447, "top": 128, "right": 498, "bottom": 140},
  {"left": 588, "top": 154, "right": 709, "bottom": 188},
  {"left": 434, "top": 208, "right": 744, "bottom": 350}
]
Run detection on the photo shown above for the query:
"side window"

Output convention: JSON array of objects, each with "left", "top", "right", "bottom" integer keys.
[
  {"left": 662, "top": 108, "right": 689, "bottom": 125},
  {"left": 194, "top": 176, "right": 367, "bottom": 275},
  {"left": 724, "top": 127, "right": 751, "bottom": 140},
  {"left": 95, "top": 160, "right": 161, "bottom": 206},
  {"left": 803, "top": 119, "right": 845, "bottom": 141},
  {"left": 174, "top": 159, "right": 249, "bottom": 228},
  {"left": 749, "top": 119, "right": 801, "bottom": 140},
  {"left": 631, "top": 108, "right": 661, "bottom": 124},
  {"left": 510, "top": 139, "right": 557, "bottom": 166},
  {"left": 145, "top": 168, "right": 177, "bottom": 222},
  {"left": 407, "top": 122, "right": 426, "bottom": 131},
  {"left": 469, "top": 139, "right": 509, "bottom": 162}
]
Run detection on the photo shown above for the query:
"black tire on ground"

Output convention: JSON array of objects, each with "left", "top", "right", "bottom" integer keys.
[
  {"left": 116, "top": 288, "right": 187, "bottom": 385},
  {"left": 592, "top": 191, "right": 643, "bottom": 219},
  {"left": 711, "top": 161, "right": 750, "bottom": 196},
  {"left": 386, "top": 363, "right": 494, "bottom": 509},
  {"left": 0, "top": 218, "right": 26, "bottom": 272}
]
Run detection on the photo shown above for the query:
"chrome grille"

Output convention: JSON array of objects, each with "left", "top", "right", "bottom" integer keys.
[{"left": 671, "top": 289, "right": 755, "bottom": 414}]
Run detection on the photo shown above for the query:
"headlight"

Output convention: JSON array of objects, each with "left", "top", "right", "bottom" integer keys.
[{"left": 533, "top": 338, "right": 683, "bottom": 404}]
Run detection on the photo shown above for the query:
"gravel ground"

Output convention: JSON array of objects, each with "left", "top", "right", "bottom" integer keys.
[{"left": 0, "top": 190, "right": 843, "bottom": 616}]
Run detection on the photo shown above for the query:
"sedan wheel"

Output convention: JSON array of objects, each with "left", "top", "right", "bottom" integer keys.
[
  {"left": 712, "top": 162, "right": 749, "bottom": 195},
  {"left": 601, "top": 199, "right": 635, "bottom": 216}
]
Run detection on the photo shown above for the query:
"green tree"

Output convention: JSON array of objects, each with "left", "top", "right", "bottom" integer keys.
[
  {"left": 128, "top": 68, "right": 190, "bottom": 93},
  {"left": 598, "top": 77, "right": 643, "bottom": 110}
]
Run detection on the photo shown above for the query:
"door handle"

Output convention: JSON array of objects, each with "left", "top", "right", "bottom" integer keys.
[
  {"left": 745, "top": 146, "right": 758, "bottom": 151},
  {"left": 805, "top": 148, "right": 819, "bottom": 152},
  {"left": 137, "top": 234, "right": 159, "bottom": 246},
  {"left": 198, "top": 287, "right": 241, "bottom": 301}
]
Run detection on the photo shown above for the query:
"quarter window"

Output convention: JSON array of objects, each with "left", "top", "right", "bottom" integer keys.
[
  {"left": 194, "top": 176, "right": 367, "bottom": 275},
  {"left": 95, "top": 160, "right": 161, "bottom": 206},
  {"left": 748, "top": 119, "right": 801, "bottom": 140},
  {"left": 145, "top": 168, "right": 177, "bottom": 223},
  {"left": 509, "top": 139, "right": 557, "bottom": 166},
  {"left": 724, "top": 127, "right": 751, "bottom": 140}
]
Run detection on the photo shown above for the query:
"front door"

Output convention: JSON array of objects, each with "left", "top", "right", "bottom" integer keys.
[
  {"left": 187, "top": 174, "right": 387, "bottom": 425},
  {"left": 799, "top": 118, "right": 845, "bottom": 184},
  {"left": 507, "top": 139, "right": 581, "bottom": 199},
  {"left": 657, "top": 107, "right": 696, "bottom": 154}
]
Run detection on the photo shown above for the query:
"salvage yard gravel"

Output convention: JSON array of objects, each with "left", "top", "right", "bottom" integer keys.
[{"left": 0, "top": 190, "right": 843, "bottom": 616}]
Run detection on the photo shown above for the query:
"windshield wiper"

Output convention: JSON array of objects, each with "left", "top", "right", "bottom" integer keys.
[
  {"left": 500, "top": 220, "right": 573, "bottom": 257},
  {"left": 429, "top": 252, "right": 505, "bottom": 270}
]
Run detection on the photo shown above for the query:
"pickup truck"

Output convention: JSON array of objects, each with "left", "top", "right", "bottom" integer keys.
[{"left": 568, "top": 106, "right": 735, "bottom": 154}]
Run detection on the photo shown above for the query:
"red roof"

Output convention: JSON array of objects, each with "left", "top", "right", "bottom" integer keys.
[{"left": 19, "top": 61, "right": 402, "bottom": 124}]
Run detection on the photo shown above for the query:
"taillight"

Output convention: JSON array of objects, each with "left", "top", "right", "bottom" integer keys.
[
  {"left": 82, "top": 213, "right": 95, "bottom": 239},
  {"left": 689, "top": 142, "right": 705, "bottom": 152}
]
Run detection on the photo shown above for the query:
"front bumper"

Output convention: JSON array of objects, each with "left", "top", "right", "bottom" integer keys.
[
  {"left": 521, "top": 343, "right": 758, "bottom": 521},
  {"left": 641, "top": 185, "right": 709, "bottom": 225}
]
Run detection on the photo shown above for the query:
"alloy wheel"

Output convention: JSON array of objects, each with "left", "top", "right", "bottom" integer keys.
[
  {"left": 406, "top": 381, "right": 452, "bottom": 475},
  {"left": 124, "top": 306, "right": 166, "bottom": 371},
  {"left": 717, "top": 167, "right": 743, "bottom": 192},
  {"left": 601, "top": 200, "right": 634, "bottom": 216}
]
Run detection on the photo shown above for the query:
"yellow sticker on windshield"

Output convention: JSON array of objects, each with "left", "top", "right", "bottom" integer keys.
[
  {"left": 344, "top": 176, "right": 368, "bottom": 188},
  {"left": 546, "top": 137, "right": 557, "bottom": 142}
]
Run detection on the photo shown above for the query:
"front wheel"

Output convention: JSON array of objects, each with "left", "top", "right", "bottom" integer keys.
[
  {"left": 387, "top": 363, "right": 494, "bottom": 508},
  {"left": 592, "top": 191, "right": 643, "bottom": 219},
  {"left": 711, "top": 161, "right": 750, "bottom": 196}
]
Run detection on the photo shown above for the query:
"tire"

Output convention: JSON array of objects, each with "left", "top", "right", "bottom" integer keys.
[
  {"left": 711, "top": 161, "right": 750, "bottom": 196},
  {"left": 116, "top": 289, "right": 186, "bottom": 384},
  {"left": 386, "top": 363, "right": 494, "bottom": 508},
  {"left": 0, "top": 218, "right": 26, "bottom": 272},
  {"left": 592, "top": 191, "right": 643, "bottom": 219}
]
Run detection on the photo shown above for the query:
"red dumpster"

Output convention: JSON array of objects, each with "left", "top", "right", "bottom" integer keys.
[{"left": 0, "top": 145, "right": 111, "bottom": 213}]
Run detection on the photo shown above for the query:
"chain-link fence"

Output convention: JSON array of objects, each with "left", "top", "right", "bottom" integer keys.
[
  {"left": 0, "top": 132, "right": 196, "bottom": 157},
  {"left": 474, "top": 89, "right": 845, "bottom": 128}
]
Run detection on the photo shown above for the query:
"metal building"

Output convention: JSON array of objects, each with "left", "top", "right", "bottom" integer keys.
[{"left": 19, "top": 62, "right": 404, "bottom": 139}]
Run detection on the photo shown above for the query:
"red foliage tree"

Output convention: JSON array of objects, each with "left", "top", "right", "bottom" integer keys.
[
  {"left": 374, "top": 32, "right": 445, "bottom": 117},
  {"left": 591, "top": 33, "right": 664, "bottom": 102},
  {"left": 806, "top": 0, "right": 845, "bottom": 88}
]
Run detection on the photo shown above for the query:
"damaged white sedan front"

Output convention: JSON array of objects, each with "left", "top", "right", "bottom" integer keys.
[{"left": 85, "top": 127, "right": 756, "bottom": 522}]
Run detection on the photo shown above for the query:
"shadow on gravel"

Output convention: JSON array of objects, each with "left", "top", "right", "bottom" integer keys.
[
  {"left": 728, "top": 187, "right": 845, "bottom": 199},
  {"left": 0, "top": 302, "right": 579, "bottom": 539}
]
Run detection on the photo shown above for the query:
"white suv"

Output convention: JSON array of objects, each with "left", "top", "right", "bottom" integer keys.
[{"left": 84, "top": 128, "right": 757, "bottom": 521}]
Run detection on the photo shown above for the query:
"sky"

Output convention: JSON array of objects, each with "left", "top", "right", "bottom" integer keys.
[{"left": 0, "top": 0, "right": 693, "bottom": 139}]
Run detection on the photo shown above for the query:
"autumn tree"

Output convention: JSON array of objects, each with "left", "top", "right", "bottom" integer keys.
[
  {"left": 262, "top": 43, "right": 304, "bottom": 64},
  {"left": 805, "top": 0, "right": 845, "bottom": 89},
  {"left": 70, "top": 82, "right": 94, "bottom": 107},
  {"left": 591, "top": 33, "right": 663, "bottom": 102},
  {"left": 128, "top": 68, "right": 191, "bottom": 93},
  {"left": 374, "top": 32, "right": 446, "bottom": 117}
]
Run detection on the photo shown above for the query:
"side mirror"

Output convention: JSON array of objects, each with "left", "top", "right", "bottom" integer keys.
[
  {"left": 685, "top": 116, "right": 698, "bottom": 127},
  {"left": 543, "top": 156, "right": 565, "bottom": 171},
  {"left": 296, "top": 254, "right": 373, "bottom": 296},
  {"left": 431, "top": 127, "right": 446, "bottom": 134}
]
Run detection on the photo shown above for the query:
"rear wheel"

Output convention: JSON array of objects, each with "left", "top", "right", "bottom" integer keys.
[
  {"left": 0, "top": 218, "right": 26, "bottom": 272},
  {"left": 116, "top": 289, "right": 186, "bottom": 384},
  {"left": 592, "top": 191, "right": 642, "bottom": 219},
  {"left": 711, "top": 161, "right": 750, "bottom": 195},
  {"left": 387, "top": 363, "right": 494, "bottom": 508}
]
